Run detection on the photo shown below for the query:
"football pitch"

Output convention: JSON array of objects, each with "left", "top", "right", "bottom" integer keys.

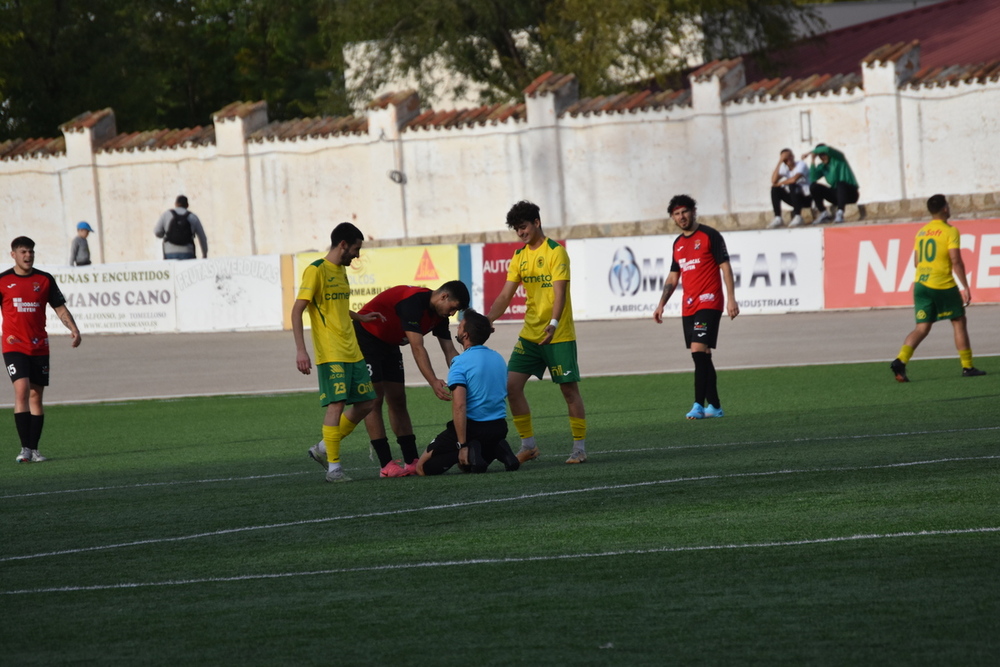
[{"left": 2, "top": 359, "right": 998, "bottom": 665}]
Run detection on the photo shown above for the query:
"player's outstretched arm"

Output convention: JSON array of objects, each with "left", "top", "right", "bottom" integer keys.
[
  {"left": 53, "top": 305, "right": 82, "bottom": 347},
  {"left": 720, "top": 262, "right": 740, "bottom": 320},
  {"left": 486, "top": 281, "right": 519, "bottom": 323},
  {"left": 653, "top": 272, "right": 680, "bottom": 323},
  {"left": 407, "top": 331, "right": 450, "bottom": 400},
  {"left": 291, "top": 299, "right": 312, "bottom": 374}
]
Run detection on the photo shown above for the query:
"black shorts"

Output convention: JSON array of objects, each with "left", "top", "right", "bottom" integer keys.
[
  {"left": 682, "top": 309, "right": 723, "bottom": 349},
  {"left": 4, "top": 352, "right": 50, "bottom": 386},
  {"left": 422, "top": 419, "right": 511, "bottom": 475},
  {"left": 354, "top": 322, "right": 404, "bottom": 384}
]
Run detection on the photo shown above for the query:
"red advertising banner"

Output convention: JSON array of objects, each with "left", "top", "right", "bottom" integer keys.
[
  {"left": 482, "top": 242, "right": 528, "bottom": 320},
  {"left": 824, "top": 219, "right": 1000, "bottom": 308}
]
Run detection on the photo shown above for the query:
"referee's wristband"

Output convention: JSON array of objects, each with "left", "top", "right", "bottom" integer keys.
[
  {"left": 456, "top": 442, "right": 465, "bottom": 450},
  {"left": 549, "top": 319, "right": 559, "bottom": 328}
]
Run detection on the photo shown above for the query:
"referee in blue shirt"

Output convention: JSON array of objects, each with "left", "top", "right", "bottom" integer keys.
[{"left": 416, "top": 309, "right": 520, "bottom": 475}]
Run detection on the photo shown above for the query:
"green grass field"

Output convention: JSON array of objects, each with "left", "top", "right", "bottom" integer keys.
[{"left": 2, "top": 359, "right": 998, "bottom": 665}]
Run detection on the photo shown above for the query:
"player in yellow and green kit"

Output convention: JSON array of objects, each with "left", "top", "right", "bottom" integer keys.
[
  {"left": 487, "top": 200, "right": 588, "bottom": 464},
  {"left": 890, "top": 194, "right": 986, "bottom": 382},
  {"left": 292, "top": 222, "right": 381, "bottom": 482}
]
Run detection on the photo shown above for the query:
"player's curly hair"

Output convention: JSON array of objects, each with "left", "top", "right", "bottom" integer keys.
[
  {"left": 461, "top": 309, "right": 492, "bottom": 346},
  {"left": 668, "top": 195, "right": 696, "bottom": 214},
  {"left": 506, "top": 200, "right": 540, "bottom": 228}
]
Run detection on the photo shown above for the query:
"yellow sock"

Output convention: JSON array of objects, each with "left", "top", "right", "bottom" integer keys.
[
  {"left": 897, "top": 345, "right": 914, "bottom": 364},
  {"left": 959, "top": 349, "right": 973, "bottom": 369},
  {"left": 513, "top": 414, "right": 534, "bottom": 440},
  {"left": 323, "top": 424, "right": 342, "bottom": 465},
  {"left": 339, "top": 413, "right": 359, "bottom": 438},
  {"left": 569, "top": 417, "right": 586, "bottom": 441}
]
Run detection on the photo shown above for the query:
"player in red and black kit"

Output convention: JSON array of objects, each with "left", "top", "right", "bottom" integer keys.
[
  {"left": 653, "top": 195, "right": 739, "bottom": 420},
  {"left": 1, "top": 236, "right": 82, "bottom": 462},
  {"left": 308, "top": 281, "right": 470, "bottom": 477}
]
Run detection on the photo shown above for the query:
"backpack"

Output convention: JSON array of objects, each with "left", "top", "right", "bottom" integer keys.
[{"left": 166, "top": 210, "right": 194, "bottom": 246}]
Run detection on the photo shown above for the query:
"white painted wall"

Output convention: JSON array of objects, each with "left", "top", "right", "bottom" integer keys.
[{"left": 3, "top": 50, "right": 1000, "bottom": 264}]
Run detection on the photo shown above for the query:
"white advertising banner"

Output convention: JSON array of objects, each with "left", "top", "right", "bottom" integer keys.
[
  {"left": 42, "top": 262, "right": 177, "bottom": 334},
  {"left": 572, "top": 228, "right": 825, "bottom": 321},
  {"left": 174, "top": 256, "right": 283, "bottom": 331}
]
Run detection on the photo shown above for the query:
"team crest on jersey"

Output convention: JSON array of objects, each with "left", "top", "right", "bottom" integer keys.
[
  {"left": 536, "top": 257, "right": 545, "bottom": 268},
  {"left": 694, "top": 241, "right": 701, "bottom": 250},
  {"left": 33, "top": 282, "right": 41, "bottom": 292}
]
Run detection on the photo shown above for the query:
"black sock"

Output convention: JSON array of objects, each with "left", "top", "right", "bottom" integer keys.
[
  {"left": 14, "top": 412, "right": 31, "bottom": 449},
  {"left": 370, "top": 438, "right": 392, "bottom": 468},
  {"left": 397, "top": 434, "right": 419, "bottom": 465},
  {"left": 704, "top": 354, "right": 721, "bottom": 408},
  {"left": 29, "top": 414, "right": 45, "bottom": 450},
  {"left": 692, "top": 352, "right": 709, "bottom": 406}
]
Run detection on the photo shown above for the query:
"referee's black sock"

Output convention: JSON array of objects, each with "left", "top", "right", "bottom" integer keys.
[
  {"left": 14, "top": 412, "right": 31, "bottom": 449},
  {"left": 397, "top": 434, "right": 419, "bottom": 465},
  {"left": 29, "top": 414, "right": 45, "bottom": 450},
  {"left": 370, "top": 438, "right": 392, "bottom": 468},
  {"left": 691, "top": 352, "right": 709, "bottom": 406}
]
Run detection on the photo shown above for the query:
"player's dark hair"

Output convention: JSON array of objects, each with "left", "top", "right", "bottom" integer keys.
[
  {"left": 331, "top": 222, "right": 364, "bottom": 248},
  {"left": 927, "top": 194, "right": 948, "bottom": 215},
  {"left": 11, "top": 236, "right": 34, "bottom": 250},
  {"left": 780, "top": 148, "right": 792, "bottom": 155},
  {"left": 506, "top": 200, "right": 540, "bottom": 228},
  {"left": 668, "top": 195, "right": 696, "bottom": 214},
  {"left": 175, "top": 195, "right": 188, "bottom": 208},
  {"left": 461, "top": 309, "right": 492, "bottom": 346},
  {"left": 439, "top": 280, "right": 470, "bottom": 310}
]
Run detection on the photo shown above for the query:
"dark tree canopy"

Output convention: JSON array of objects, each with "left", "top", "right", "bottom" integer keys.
[{"left": 0, "top": 0, "right": 819, "bottom": 141}]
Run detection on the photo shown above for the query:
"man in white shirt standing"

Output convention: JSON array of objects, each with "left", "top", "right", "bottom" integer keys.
[{"left": 768, "top": 149, "right": 811, "bottom": 228}]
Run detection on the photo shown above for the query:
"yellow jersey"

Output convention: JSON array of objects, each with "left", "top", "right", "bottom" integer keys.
[
  {"left": 913, "top": 220, "right": 961, "bottom": 290},
  {"left": 506, "top": 237, "right": 576, "bottom": 344},
  {"left": 296, "top": 259, "right": 363, "bottom": 364}
]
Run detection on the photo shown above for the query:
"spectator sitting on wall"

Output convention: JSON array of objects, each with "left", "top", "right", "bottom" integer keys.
[
  {"left": 70, "top": 222, "right": 94, "bottom": 266},
  {"left": 154, "top": 195, "right": 208, "bottom": 260},
  {"left": 803, "top": 144, "right": 859, "bottom": 224},
  {"left": 769, "top": 148, "right": 811, "bottom": 229}
]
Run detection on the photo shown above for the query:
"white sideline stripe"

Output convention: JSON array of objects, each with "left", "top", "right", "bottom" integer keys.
[
  {"left": 3, "top": 526, "right": 998, "bottom": 596},
  {"left": 10, "top": 351, "right": 1000, "bottom": 407},
  {"left": 3, "top": 425, "right": 998, "bottom": 500},
  {"left": 2, "top": 454, "right": 996, "bottom": 564}
]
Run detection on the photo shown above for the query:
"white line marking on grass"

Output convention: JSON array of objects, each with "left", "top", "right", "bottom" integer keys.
[
  {"left": 5, "top": 425, "right": 998, "bottom": 501},
  {"left": 2, "top": 455, "right": 996, "bottom": 564},
  {"left": 3, "top": 526, "right": 998, "bottom": 596},
  {"left": 0, "top": 471, "right": 313, "bottom": 499}
]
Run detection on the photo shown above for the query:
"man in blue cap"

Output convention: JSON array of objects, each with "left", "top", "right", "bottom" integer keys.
[{"left": 70, "top": 221, "right": 94, "bottom": 266}]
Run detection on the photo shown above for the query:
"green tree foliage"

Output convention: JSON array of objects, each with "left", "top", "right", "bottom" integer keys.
[
  {"left": 0, "top": 0, "right": 342, "bottom": 141},
  {"left": 332, "top": 0, "right": 820, "bottom": 107}
]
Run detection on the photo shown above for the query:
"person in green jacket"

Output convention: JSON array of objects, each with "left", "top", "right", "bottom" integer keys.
[{"left": 803, "top": 144, "right": 859, "bottom": 224}]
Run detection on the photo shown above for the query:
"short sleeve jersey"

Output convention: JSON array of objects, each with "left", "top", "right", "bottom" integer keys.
[
  {"left": 913, "top": 219, "right": 960, "bottom": 290},
  {"left": 0, "top": 268, "right": 66, "bottom": 356},
  {"left": 506, "top": 238, "right": 576, "bottom": 344},
  {"left": 358, "top": 285, "right": 449, "bottom": 346},
  {"left": 296, "top": 259, "right": 363, "bottom": 364},
  {"left": 670, "top": 224, "right": 730, "bottom": 317},
  {"left": 447, "top": 345, "right": 508, "bottom": 422}
]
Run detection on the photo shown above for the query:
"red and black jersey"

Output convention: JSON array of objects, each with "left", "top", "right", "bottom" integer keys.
[
  {"left": 358, "top": 285, "right": 449, "bottom": 346},
  {"left": 670, "top": 224, "right": 730, "bottom": 317},
  {"left": 0, "top": 267, "right": 66, "bottom": 356}
]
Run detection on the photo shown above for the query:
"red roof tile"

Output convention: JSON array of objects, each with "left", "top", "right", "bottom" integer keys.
[
  {"left": 405, "top": 103, "right": 526, "bottom": 130},
  {"left": 749, "top": 0, "right": 1000, "bottom": 81},
  {"left": 59, "top": 108, "right": 115, "bottom": 132},
  {"left": 524, "top": 72, "right": 576, "bottom": 97},
  {"left": 0, "top": 136, "right": 65, "bottom": 160},
  {"left": 563, "top": 89, "right": 690, "bottom": 116},
  {"left": 214, "top": 101, "right": 267, "bottom": 121},
  {"left": 96, "top": 126, "right": 215, "bottom": 152},
  {"left": 248, "top": 116, "right": 368, "bottom": 141}
]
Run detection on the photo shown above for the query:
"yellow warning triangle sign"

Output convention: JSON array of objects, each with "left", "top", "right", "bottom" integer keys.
[{"left": 414, "top": 249, "right": 439, "bottom": 281}]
